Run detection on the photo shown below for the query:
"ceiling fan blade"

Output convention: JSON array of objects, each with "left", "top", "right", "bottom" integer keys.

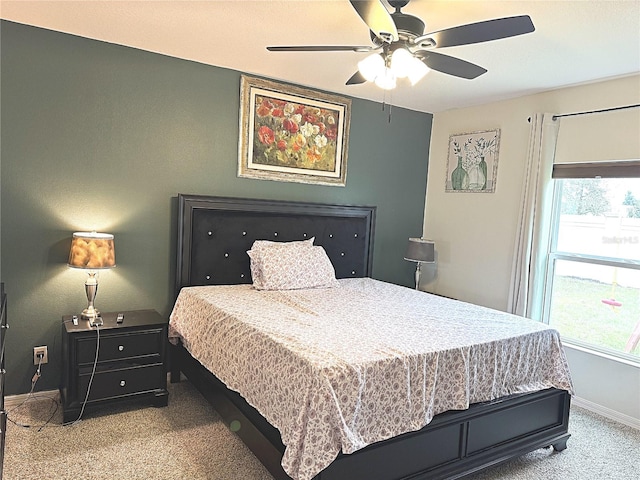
[
  {"left": 416, "top": 51, "right": 487, "bottom": 79},
  {"left": 267, "top": 45, "right": 376, "bottom": 52},
  {"left": 346, "top": 71, "right": 367, "bottom": 85},
  {"left": 349, "top": 0, "right": 398, "bottom": 42},
  {"left": 415, "top": 15, "right": 534, "bottom": 48}
]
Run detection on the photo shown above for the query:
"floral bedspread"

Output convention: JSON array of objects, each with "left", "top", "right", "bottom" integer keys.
[{"left": 169, "top": 278, "right": 573, "bottom": 480}]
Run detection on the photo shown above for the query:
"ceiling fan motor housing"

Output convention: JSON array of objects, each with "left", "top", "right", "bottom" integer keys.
[
  {"left": 370, "top": 12, "right": 427, "bottom": 47},
  {"left": 391, "top": 12, "right": 425, "bottom": 40}
]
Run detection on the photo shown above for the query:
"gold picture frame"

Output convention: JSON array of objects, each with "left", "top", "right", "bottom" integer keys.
[
  {"left": 445, "top": 129, "right": 500, "bottom": 193},
  {"left": 238, "top": 75, "right": 351, "bottom": 186}
]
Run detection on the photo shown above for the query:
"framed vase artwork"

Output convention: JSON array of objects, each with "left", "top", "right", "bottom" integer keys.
[
  {"left": 238, "top": 75, "right": 351, "bottom": 186},
  {"left": 445, "top": 129, "right": 500, "bottom": 193}
]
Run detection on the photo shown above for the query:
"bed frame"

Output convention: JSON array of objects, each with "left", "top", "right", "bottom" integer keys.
[{"left": 170, "top": 194, "right": 571, "bottom": 480}]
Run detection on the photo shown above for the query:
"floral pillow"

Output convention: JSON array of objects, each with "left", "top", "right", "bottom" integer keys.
[
  {"left": 248, "top": 238, "right": 315, "bottom": 287},
  {"left": 251, "top": 237, "right": 314, "bottom": 251},
  {"left": 248, "top": 245, "right": 339, "bottom": 290}
]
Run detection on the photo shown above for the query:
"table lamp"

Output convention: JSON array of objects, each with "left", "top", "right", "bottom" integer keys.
[
  {"left": 404, "top": 237, "right": 435, "bottom": 290},
  {"left": 68, "top": 232, "right": 116, "bottom": 325}
]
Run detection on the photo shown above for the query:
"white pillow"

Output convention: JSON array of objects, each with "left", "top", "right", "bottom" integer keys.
[{"left": 248, "top": 245, "right": 338, "bottom": 290}]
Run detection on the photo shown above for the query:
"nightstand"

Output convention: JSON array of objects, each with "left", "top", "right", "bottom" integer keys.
[{"left": 60, "top": 309, "right": 169, "bottom": 423}]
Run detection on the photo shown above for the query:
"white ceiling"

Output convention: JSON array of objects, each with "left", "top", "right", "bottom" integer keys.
[{"left": 2, "top": 0, "right": 639, "bottom": 113}]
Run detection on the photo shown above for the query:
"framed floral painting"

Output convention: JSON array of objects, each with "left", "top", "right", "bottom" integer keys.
[
  {"left": 445, "top": 129, "right": 500, "bottom": 193},
  {"left": 238, "top": 75, "right": 351, "bottom": 186}
]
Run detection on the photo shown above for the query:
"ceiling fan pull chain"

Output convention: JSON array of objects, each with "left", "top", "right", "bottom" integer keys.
[{"left": 380, "top": 91, "right": 393, "bottom": 123}]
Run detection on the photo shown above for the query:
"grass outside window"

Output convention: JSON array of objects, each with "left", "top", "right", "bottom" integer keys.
[{"left": 549, "top": 274, "right": 640, "bottom": 358}]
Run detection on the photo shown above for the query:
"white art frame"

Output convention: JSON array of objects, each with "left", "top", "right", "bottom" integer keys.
[{"left": 445, "top": 129, "right": 500, "bottom": 193}]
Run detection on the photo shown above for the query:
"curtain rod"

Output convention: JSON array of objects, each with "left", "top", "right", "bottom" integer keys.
[
  {"left": 552, "top": 103, "right": 640, "bottom": 120},
  {"left": 527, "top": 103, "right": 640, "bottom": 122}
]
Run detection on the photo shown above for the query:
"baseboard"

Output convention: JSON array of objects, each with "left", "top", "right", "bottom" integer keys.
[
  {"left": 4, "top": 389, "right": 59, "bottom": 409},
  {"left": 571, "top": 395, "right": 640, "bottom": 430}
]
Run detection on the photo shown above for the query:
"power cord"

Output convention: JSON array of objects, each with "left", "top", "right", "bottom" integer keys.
[
  {"left": 6, "top": 355, "right": 59, "bottom": 431},
  {"left": 7, "top": 322, "right": 102, "bottom": 430},
  {"left": 32, "top": 353, "right": 43, "bottom": 384},
  {"left": 66, "top": 323, "right": 100, "bottom": 425}
]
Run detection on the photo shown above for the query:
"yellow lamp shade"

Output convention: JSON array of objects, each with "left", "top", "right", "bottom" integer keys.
[{"left": 68, "top": 232, "right": 116, "bottom": 270}]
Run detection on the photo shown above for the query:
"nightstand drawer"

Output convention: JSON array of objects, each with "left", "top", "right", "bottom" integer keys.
[
  {"left": 61, "top": 309, "right": 169, "bottom": 422},
  {"left": 79, "top": 364, "right": 165, "bottom": 401},
  {"left": 77, "top": 329, "right": 164, "bottom": 364}
]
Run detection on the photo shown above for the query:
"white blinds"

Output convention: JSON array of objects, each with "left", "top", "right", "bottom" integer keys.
[
  {"left": 552, "top": 160, "right": 640, "bottom": 178},
  {"left": 554, "top": 106, "right": 640, "bottom": 164}
]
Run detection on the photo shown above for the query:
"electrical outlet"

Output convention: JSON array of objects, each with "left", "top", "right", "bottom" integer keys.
[{"left": 33, "top": 346, "right": 48, "bottom": 365}]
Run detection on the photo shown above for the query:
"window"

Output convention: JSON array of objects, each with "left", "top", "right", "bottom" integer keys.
[{"left": 542, "top": 163, "right": 640, "bottom": 361}]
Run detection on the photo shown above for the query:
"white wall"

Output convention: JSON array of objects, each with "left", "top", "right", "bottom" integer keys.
[{"left": 423, "top": 74, "right": 640, "bottom": 425}]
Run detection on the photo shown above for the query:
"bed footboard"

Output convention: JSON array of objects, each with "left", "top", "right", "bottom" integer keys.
[{"left": 171, "top": 342, "right": 570, "bottom": 480}]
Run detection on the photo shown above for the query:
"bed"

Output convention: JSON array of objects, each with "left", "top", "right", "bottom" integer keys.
[{"left": 169, "top": 194, "right": 573, "bottom": 480}]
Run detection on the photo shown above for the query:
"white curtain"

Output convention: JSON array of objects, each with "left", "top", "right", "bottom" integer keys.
[{"left": 507, "top": 113, "right": 560, "bottom": 319}]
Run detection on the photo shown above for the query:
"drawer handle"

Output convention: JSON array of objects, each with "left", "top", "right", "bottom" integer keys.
[
  {"left": 120, "top": 380, "right": 126, "bottom": 387},
  {"left": 118, "top": 345, "right": 124, "bottom": 352}
]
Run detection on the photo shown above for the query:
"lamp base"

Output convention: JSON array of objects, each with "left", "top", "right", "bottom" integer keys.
[
  {"left": 414, "top": 262, "right": 422, "bottom": 290},
  {"left": 82, "top": 307, "right": 103, "bottom": 326},
  {"left": 81, "top": 306, "right": 99, "bottom": 319},
  {"left": 82, "top": 272, "right": 103, "bottom": 326}
]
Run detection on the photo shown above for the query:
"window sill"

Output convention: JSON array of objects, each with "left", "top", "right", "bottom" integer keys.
[{"left": 562, "top": 340, "right": 640, "bottom": 369}]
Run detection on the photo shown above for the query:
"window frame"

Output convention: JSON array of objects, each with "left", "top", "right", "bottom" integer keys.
[{"left": 541, "top": 164, "right": 640, "bottom": 362}]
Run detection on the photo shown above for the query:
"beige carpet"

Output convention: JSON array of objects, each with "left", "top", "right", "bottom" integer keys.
[
  {"left": 4, "top": 381, "right": 272, "bottom": 480},
  {"left": 3, "top": 380, "right": 639, "bottom": 479}
]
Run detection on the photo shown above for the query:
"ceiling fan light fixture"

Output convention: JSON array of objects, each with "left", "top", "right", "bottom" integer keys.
[
  {"left": 391, "top": 48, "right": 429, "bottom": 85},
  {"left": 374, "top": 67, "right": 397, "bottom": 90},
  {"left": 407, "top": 57, "right": 430, "bottom": 85},
  {"left": 390, "top": 47, "right": 414, "bottom": 78},
  {"left": 358, "top": 53, "right": 385, "bottom": 82}
]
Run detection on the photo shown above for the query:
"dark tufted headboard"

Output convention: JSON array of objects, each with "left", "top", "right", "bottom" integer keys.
[{"left": 175, "top": 194, "right": 376, "bottom": 294}]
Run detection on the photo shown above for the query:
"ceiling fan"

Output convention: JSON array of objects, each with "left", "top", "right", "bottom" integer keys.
[{"left": 267, "top": 0, "right": 535, "bottom": 90}]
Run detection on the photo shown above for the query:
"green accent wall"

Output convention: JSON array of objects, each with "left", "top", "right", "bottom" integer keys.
[{"left": 0, "top": 20, "right": 432, "bottom": 395}]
